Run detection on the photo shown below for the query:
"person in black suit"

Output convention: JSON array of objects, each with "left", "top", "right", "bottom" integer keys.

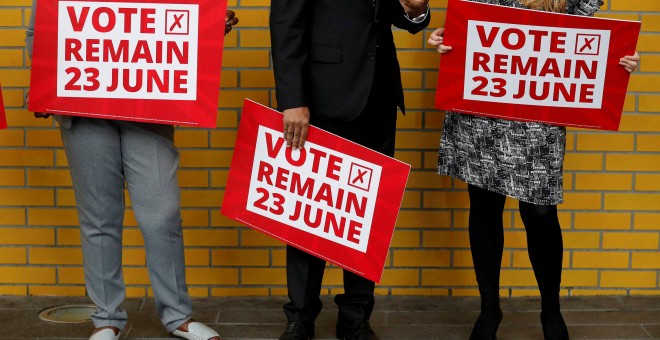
[{"left": 270, "top": 1, "right": 430, "bottom": 339}]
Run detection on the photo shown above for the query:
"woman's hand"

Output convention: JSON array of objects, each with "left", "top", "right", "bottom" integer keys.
[
  {"left": 225, "top": 10, "right": 239, "bottom": 36},
  {"left": 428, "top": 28, "right": 453, "bottom": 54},
  {"left": 620, "top": 51, "right": 640, "bottom": 73}
]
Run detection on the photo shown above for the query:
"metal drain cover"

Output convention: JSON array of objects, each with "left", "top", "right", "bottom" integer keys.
[{"left": 38, "top": 305, "right": 96, "bottom": 324}]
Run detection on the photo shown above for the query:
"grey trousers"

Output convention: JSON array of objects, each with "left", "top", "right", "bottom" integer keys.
[{"left": 60, "top": 117, "right": 192, "bottom": 332}]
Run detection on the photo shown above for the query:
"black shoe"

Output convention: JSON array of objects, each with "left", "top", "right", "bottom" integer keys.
[
  {"left": 469, "top": 309, "right": 503, "bottom": 340},
  {"left": 336, "top": 319, "right": 379, "bottom": 340},
  {"left": 541, "top": 310, "right": 569, "bottom": 340},
  {"left": 279, "top": 321, "right": 314, "bottom": 340}
]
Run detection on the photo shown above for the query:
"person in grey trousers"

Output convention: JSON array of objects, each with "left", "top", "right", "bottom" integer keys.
[{"left": 25, "top": 2, "right": 238, "bottom": 339}]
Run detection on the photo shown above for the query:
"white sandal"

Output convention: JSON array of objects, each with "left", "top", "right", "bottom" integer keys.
[
  {"left": 171, "top": 321, "right": 221, "bottom": 340},
  {"left": 89, "top": 328, "right": 120, "bottom": 340}
]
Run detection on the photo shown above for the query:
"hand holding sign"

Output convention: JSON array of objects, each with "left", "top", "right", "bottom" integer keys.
[
  {"left": 428, "top": 28, "right": 452, "bottom": 54},
  {"left": 619, "top": 52, "right": 640, "bottom": 73}
]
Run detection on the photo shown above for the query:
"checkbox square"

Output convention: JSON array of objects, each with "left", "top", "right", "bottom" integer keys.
[
  {"left": 165, "top": 10, "right": 190, "bottom": 35},
  {"left": 575, "top": 34, "right": 601, "bottom": 56},
  {"left": 348, "top": 163, "right": 374, "bottom": 192}
]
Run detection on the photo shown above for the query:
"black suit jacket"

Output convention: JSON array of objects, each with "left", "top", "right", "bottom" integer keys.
[{"left": 270, "top": 0, "right": 430, "bottom": 121}]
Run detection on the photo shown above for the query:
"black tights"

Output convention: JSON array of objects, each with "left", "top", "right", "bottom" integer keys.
[{"left": 468, "top": 184, "right": 564, "bottom": 312}]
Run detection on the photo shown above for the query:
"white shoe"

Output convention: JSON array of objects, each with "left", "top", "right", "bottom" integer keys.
[
  {"left": 89, "top": 328, "right": 120, "bottom": 340},
  {"left": 171, "top": 321, "right": 221, "bottom": 340}
]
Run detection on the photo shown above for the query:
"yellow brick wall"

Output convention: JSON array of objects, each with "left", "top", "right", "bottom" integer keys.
[{"left": 0, "top": 0, "right": 658, "bottom": 297}]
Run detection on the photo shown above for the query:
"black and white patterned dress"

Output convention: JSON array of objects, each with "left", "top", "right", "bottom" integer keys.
[{"left": 437, "top": 0, "right": 604, "bottom": 205}]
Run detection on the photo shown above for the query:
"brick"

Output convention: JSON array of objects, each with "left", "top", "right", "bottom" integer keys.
[
  {"left": 219, "top": 90, "right": 270, "bottom": 108},
  {"left": 422, "top": 269, "right": 476, "bottom": 286},
  {"left": 58, "top": 267, "right": 85, "bottom": 284},
  {"left": 29, "top": 247, "right": 83, "bottom": 265},
  {"left": 401, "top": 190, "right": 421, "bottom": 209},
  {"left": 219, "top": 70, "right": 239, "bottom": 89},
  {"left": 0, "top": 30, "right": 26, "bottom": 47},
  {"left": 628, "top": 74, "right": 660, "bottom": 91},
  {"left": 28, "top": 285, "right": 86, "bottom": 296},
  {"left": 222, "top": 50, "right": 270, "bottom": 68},
  {"left": 28, "top": 208, "right": 79, "bottom": 226},
  {"left": 210, "top": 131, "right": 237, "bottom": 148},
  {"left": 611, "top": 0, "right": 660, "bottom": 11},
  {"left": 178, "top": 170, "right": 209, "bottom": 188},
  {"left": 636, "top": 174, "right": 660, "bottom": 191},
  {"left": 640, "top": 57, "right": 660, "bottom": 73},
  {"left": 572, "top": 251, "right": 630, "bottom": 269},
  {"left": 563, "top": 153, "right": 603, "bottom": 171},
  {"left": 217, "top": 113, "right": 250, "bottom": 136},
  {"left": 570, "top": 289, "right": 627, "bottom": 296},
  {"left": 230, "top": 9, "right": 268, "bottom": 27},
  {"left": 0, "top": 207, "right": 25, "bottom": 226},
  {"left": 180, "top": 150, "right": 233, "bottom": 167},
  {"left": 174, "top": 130, "right": 209, "bottom": 148},
  {"left": 0, "top": 285, "right": 27, "bottom": 295},
  {"left": 605, "top": 193, "right": 660, "bottom": 211},
  {"left": 401, "top": 71, "right": 423, "bottom": 89},
  {"left": 211, "top": 288, "right": 270, "bottom": 296},
  {"left": 395, "top": 211, "right": 451, "bottom": 228},
  {"left": 634, "top": 213, "right": 660, "bottom": 231},
  {"left": 241, "top": 229, "right": 285, "bottom": 247},
  {"left": 390, "top": 230, "right": 421, "bottom": 247},
  {"left": 0, "top": 49, "right": 23, "bottom": 67},
  {"left": 600, "top": 271, "right": 657, "bottom": 288},
  {"left": 391, "top": 288, "right": 450, "bottom": 295},
  {"left": 183, "top": 230, "right": 238, "bottom": 247},
  {"left": 563, "top": 232, "right": 601, "bottom": 249},
  {"left": 561, "top": 270, "right": 599, "bottom": 286},
  {"left": 0, "top": 247, "right": 26, "bottom": 264},
  {"left": 560, "top": 192, "right": 602, "bottom": 210},
  {"left": 0, "top": 169, "right": 25, "bottom": 186},
  {"left": 574, "top": 212, "right": 631, "bottom": 230},
  {"left": 576, "top": 134, "right": 634, "bottom": 151},
  {"left": 242, "top": 268, "right": 286, "bottom": 285},
  {"left": 423, "top": 231, "right": 470, "bottom": 248},
  {"left": 380, "top": 269, "right": 419, "bottom": 286},
  {"left": 239, "top": 30, "right": 271, "bottom": 48},
  {"left": 210, "top": 170, "right": 229, "bottom": 187},
  {"left": 184, "top": 249, "right": 209, "bottom": 266},
  {"left": 211, "top": 249, "right": 269, "bottom": 266},
  {"left": 0, "top": 227, "right": 53, "bottom": 245},
  {"left": 607, "top": 154, "right": 660, "bottom": 171},
  {"left": 423, "top": 191, "right": 469, "bottom": 209},
  {"left": 393, "top": 31, "right": 424, "bottom": 48},
  {"left": 0, "top": 267, "right": 55, "bottom": 284},
  {"left": 0, "top": 129, "right": 23, "bottom": 146},
  {"left": 240, "top": 70, "right": 275, "bottom": 88},
  {"left": 641, "top": 15, "right": 660, "bottom": 32},
  {"left": 397, "top": 111, "right": 422, "bottom": 129},
  {"left": 406, "top": 171, "right": 451, "bottom": 189},
  {"left": 393, "top": 151, "right": 422, "bottom": 169},
  {"left": 574, "top": 173, "right": 632, "bottom": 191},
  {"left": 393, "top": 250, "right": 450, "bottom": 267},
  {"left": 620, "top": 114, "right": 660, "bottom": 132},
  {"left": 632, "top": 253, "right": 660, "bottom": 269},
  {"left": 122, "top": 248, "right": 146, "bottom": 266},
  {"left": 0, "top": 150, "right": 53, "bottom": 166},
  {"left": 603, "top": 232, "right": 659, "bottom": 250},
  {"left": 26, "top": 130, "right": 63, "bottom": 147},
  {"left": 397, "top": 51, "right": 441, "bottom": 69},
  {"left": 637, "top": 135, "right": 660, "bottom": 152},
  {"left": 123, "top": 268, "right": 150, "bottom": 285},
  {"left": 27, "top": 169, "right": 72, "bottom": 186}
]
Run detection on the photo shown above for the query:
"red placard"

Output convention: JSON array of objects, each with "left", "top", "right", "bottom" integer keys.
[
  {"left": 222, "top": 100, "right": 410, "bottom": 283},
  {"left": 0, "top": 84, "right": 6, "bottom": 129},
  {"left": 435, "top": 0, "right": 640, "bottom": 131},
  {"left": 29, "top": 0, "right": 226, "bottom": 128}
]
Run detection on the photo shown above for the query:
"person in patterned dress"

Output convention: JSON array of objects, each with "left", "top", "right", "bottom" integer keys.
[{"left": 428, "top": 0, "right": 640, "bottom": 339}]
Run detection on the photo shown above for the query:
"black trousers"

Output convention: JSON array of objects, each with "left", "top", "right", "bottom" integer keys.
[{"left": 283, "top": 64, "right": 398, "bottom": 325}]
